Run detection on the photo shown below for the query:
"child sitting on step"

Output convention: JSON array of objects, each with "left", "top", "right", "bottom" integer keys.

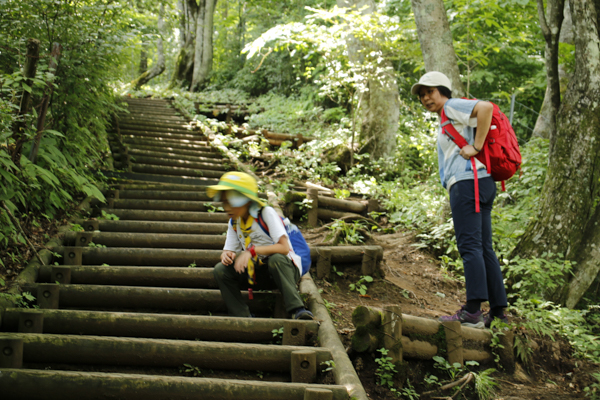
[{"left": 207, "top": 171, "right": 313, "bottom": 320}]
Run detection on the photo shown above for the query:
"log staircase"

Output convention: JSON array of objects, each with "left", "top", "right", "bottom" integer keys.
[{"left": 0, "top": 98, "right": 371, "bottom": 400}]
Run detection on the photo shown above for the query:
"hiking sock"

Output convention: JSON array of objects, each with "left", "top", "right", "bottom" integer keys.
[
  {"left": 465, "top": 300, "right": 482, "bottom": 314},
  {"left": 490, "top": 306, "right": 505, "bottom": 318}
]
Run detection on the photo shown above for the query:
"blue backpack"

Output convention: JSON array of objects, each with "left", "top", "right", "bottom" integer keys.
[{"left": 230, "top": 208, "right": 312, "bottom": 275}]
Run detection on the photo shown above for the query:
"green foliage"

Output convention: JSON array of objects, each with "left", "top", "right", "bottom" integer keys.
[
  {"left": 204, "top": 203, "right": 225, "bottom": 213},
  {"left": 502, "top": 253, "right": 574, "bottom": 299},
  {"left": 180, "top": 363, "right": 202, "bottom": 377},
  {"left": 0, "top": 0, "right": 132, "bottom": 246},
  {"left": 0, "top": 291, "right": 37, "bottom": 309},
  {"left": 271, "top": 326, "right": 284, "bottom": 344},
  {"left": 349, "top": 275, "right": 373, "bottom": 296},
  {"left": 98, "top": 211, "right": 120, "bottom": 221},
  {"left": 327, "top": 219, "right": 366, "bottom": 245},
  {"left": 584, "top": 372, "right": 600, "bottom": 399},
  {"left": 69, "top": 224, "right": 84, "bottom": 232},
  {"left": 510, "top": 298, "right": 600, "bottom": 364},
  {"left": 320, "top": 360, "right": 335, "bottom": 373},
  {"left": 474, "top": 368, "right": 498, "bottom": 400},
  {"left": 446, "top": 0, "right": 545, "bottom": 140},
  {"left": 374, "top": 348, "right": 399, "bottom": 393}
]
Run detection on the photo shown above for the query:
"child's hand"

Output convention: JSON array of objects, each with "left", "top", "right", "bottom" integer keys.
[
  {"left": 221, "top": 251, "right": 236, "bottom": 266},
  {"left": 234, "top": 251, "right": 251, "bottom": 274}
]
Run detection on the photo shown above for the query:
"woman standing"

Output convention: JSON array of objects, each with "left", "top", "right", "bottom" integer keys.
[{"left": 411, "top": 71, "right": 508, "bottom": 329}]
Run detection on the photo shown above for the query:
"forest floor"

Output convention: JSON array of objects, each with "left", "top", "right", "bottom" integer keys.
[{"left": 303, "top": 224, "right": 598, "bottom": 400}]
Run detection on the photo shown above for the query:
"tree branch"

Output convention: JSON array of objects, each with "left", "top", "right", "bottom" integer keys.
[
  {"left": 537, "top": 0, "right": 551, "bottom": 40},
  {"left": 1, "top": 201, "right": 45, "bottom": 266}
]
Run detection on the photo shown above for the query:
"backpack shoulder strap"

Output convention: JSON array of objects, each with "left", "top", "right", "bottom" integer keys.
[
  {"left": 229, "top": 218, "right": 236, "bottom": 232},
  {"left": 256, "top": 207, "right": 270, "bottom": 236},
  {"left": 440, "top": 107, "right": 469, "bottom": 149}
]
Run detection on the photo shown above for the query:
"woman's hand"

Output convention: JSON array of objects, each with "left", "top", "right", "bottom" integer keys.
[
  {"left": 460, "top": 144, "right": 480, "bottom": 159},
  {"left": 234, "top": 251, "right": 252, "bottom": 274},
  {"left": 221, "top": 250, "right": 236, "bottom": 266}
]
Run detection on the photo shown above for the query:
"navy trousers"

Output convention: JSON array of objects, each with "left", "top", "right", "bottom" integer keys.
[{"left": 449, "top": 177, "right": 507, "bottom": 309}]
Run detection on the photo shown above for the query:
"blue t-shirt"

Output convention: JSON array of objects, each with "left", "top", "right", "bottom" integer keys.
[{"left": 437, "top": 98, "right": 491, "bottom": 191}]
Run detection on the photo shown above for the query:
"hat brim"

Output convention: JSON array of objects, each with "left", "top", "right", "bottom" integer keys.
[
  {"left": 206, "top": 185, "right": 266, "bottom": 207},
  {"left": 411, "top": 83, "right": 425, "bottom": 96}
]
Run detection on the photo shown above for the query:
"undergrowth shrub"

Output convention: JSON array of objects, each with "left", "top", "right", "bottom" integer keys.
[{"left": 0, "top": 0, "right": 133, "bottom": 248}]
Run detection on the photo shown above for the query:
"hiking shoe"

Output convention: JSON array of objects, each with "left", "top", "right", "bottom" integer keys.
[
  {"left": 292, "top": 308, "right": 314, "bottom": 320},
  {"left": 439, "top": 306, "right": 484, "bottom": 329},
  {"left": 484, "top": 313, "right": 508, "bottom": 328}
]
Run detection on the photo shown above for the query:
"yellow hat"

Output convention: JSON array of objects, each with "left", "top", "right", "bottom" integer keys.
[{"left": 206, "top": 172, "right": 266, "bottom": 206}]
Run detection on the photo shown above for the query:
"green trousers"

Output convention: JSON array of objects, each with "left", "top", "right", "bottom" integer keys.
[{"left": 213, "top": 253, "right": 303, "bottom": 317}]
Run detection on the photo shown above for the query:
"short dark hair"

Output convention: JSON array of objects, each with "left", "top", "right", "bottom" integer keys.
[{"left": 437, "top": 86, "right": 452, "bottom": 99}]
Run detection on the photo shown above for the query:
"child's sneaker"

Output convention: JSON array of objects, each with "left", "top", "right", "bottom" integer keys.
[
  {"left": 439, "top": 306, "right": 484, "bottom": 329},
  {"left": 484, "top": 313, "right": 508, "bottom": 328},
  {"left": 292, "top": 307, "right": 314, "bottom": 320}
]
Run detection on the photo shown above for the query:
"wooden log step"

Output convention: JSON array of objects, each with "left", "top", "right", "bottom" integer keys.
[
  {"left": 121, "top": 105, "right": 175, "bottom": 112},
  {"left": 75, "top": 220, "right": 228, "bottom": 234},
  {"left": 104, "top": 171, "right": 220, "bottom": 186},
  {"left": 113, "top": 183, "right": 211, "bottom": 191},
  {"left": 120, "top": 137, "right": 215, "bottom": 152},
  {"left": 285, "top": 191, "right": 366, "bottom": 214},
  {"left": 116, "top": 124, "right": 197, "bottom": 135},
  {"left": 2, "top": 309, "right": 319, "bottom": 342},
  {"left": 119, "top": 114, "right": 185, "bottom": 121},
  {"left": 309, "top": 246, "right": 383, "bottom": 263},
  {"left": 63, "top": 231, "right": 226, "bottom": 249},
  {"left": 95, "top": 209, "right": 229, "bottom": 223},
  {"left": 119, "top": 129, "right": 208, "bottom": 141},
  {"left": 129, "top": 163, "right": 225, "bottom": 179},
  {"left": 119, "top": 120, "right": 193, "bottom": 130},
  {"left": 114, "top": 125, "right": 196, "bottom": 136},
  {"left": 122, "top": 144, "right": 223, "bottom": 158},
  {"left": 38, "top": 265, "right": 218, "bottom": 287},
  {"left": 23, "top": 284, "right": 271, "bottom": 313},
  {"left": 113, "top": 148, "right": 222, "bottom": 163},
  {"left": 0, "top": 369, "right": 348, "bottom": 400},
  {"left": 125, "top": 156, "right": 229, "bottom": 172},
  {"left": 61, "top": 246, "right": 222, "bottom": 266},
  {"left": 118, "top": 136, "right": 210, "bottom": 148},
  {"left": 108, "top": 198, "right": 220, "bottom": 211},
  {"left": 116, "top": 190, "right": 213, "bottom": 201},
  {"left": 0, "top": 333, "right": 332, "bottom": 372}
]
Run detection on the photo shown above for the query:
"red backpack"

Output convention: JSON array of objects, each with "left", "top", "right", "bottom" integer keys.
[{"left": 440, "top": 101, "right": 522, "bottom": 213}]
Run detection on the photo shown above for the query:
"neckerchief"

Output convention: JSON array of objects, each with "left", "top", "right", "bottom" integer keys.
[{"left": 239, "top": 216, "right": 256, "bottom": 285}]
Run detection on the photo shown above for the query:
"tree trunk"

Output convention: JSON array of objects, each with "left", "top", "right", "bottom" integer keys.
[
  {"left": 530, "top": 0, "right": 565, "bottom": 141},
  {"left": 336, "top": 0, "right": 399, "bottom": 160},
  {"left": 411, "top": 0, "right": 465, "bottom": 97},
  {"left": 199, "top": 0, "right": 217, "bottom": 87},
  {"left": 533, "top": 0, "right": 573, "bottom": 139},
  {"left": 191, "top": 0, "right": 217, "bottom": 91},
  {"left": 12, "top": 38, "right": 40, "bottom": 163},
  {"left": 512, "top": 0, "right": 600, "bottom": 308},
  {"left": 132, "top": 5, "right": 166, "bottom": 89},
  {"left": 169, "top": 0, "right": 199, "bottom": 89},
  {"left": 138, "top": 43, "right": 149, "bottom": 75}
]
